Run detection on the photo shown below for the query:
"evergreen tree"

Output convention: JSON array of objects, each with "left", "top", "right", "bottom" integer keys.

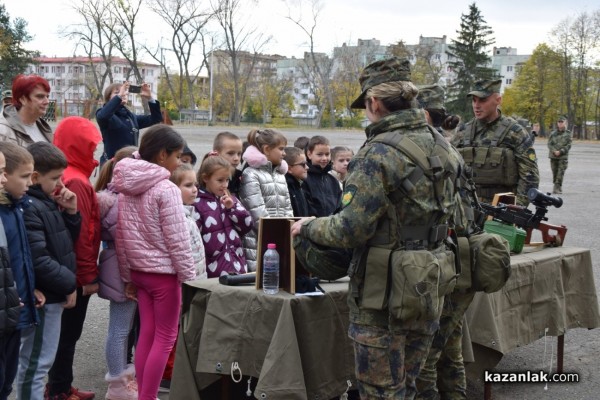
[
  {"left": 446, "top": 2, "right": 497, "bottom": 118},
  {"left": 0, "top": 4, "right": 37, "bottom": 91}
]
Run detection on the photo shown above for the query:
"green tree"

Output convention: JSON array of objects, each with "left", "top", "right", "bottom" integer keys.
[
  {"left": 446, "top": 2, "right": 497, "bottom": 118},
  {"left": 0, "top": 4, "right": 37, "bottom": 89},
  {"left": 502, "top": 43, "right": 563, "bottom": 135}
]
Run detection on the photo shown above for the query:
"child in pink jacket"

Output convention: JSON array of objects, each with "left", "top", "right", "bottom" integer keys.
[{"left": 112, "top": 124, "right": 195, "bottom": 400}]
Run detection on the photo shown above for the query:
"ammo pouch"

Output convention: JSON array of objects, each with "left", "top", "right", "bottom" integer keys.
[
  {"left": 361, "top": 247, "right": 457, "bottom": 322},
  {"left": 458, "top": 146, "right": 518, "bottom": 188},
  {"left": 455, "top": 232, "right": 511, "bottom": 293}
]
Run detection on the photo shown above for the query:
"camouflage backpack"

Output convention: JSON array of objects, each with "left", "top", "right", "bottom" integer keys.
[{"left": 453, "top": 165, "right": 512, "bottom": 293}]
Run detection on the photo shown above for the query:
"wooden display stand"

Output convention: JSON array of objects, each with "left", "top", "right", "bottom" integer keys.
[
  {"left": 255, "top": 217, "right": 307, "bottom": 294},
  {"left": 491, "top": 192, "right": 515, "bottom": 206}
]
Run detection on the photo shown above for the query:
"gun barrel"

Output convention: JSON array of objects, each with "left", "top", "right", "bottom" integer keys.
[{"left": 528, "top": 188, "right": 563, "bottom": 208}]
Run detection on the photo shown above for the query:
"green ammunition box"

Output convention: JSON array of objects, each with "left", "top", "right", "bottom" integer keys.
[{"left": 484, "top": 220, "right": 526, "bottom": 254}]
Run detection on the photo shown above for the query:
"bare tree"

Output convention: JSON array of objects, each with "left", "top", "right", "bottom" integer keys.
[
  {"left": 63, "top": 0, "right": 118, "bottom": 104},
  {"left": 144, "top": 0, "right": 214, "bottom": 111},
  {"left": 212, "top": 0, "right": 270, "bottom": 125},
  {"left": 551, "top": 11, "right": 600, "bottom": 139},
  {"left": 104, "top": 0, "right": 145, "bottom": 83},
  {"left": 286, "top": 0, "right": 336, "bottom": 128}
]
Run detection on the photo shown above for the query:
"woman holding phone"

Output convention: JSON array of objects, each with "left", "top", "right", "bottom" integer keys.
[{"left": 96, "top": 81, "right": 163, "bottom": 164}]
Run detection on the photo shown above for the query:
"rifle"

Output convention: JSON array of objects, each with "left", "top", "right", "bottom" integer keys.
[{"left": 477, "top": 188, "right": 568, "bottom": 246}]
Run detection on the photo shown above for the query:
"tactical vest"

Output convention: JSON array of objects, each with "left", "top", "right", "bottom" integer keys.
[
  {"left": 457, "top": 119, "right": 519, "bottom": 200},
  {"left": 349, "top": 128, "right": 461, "bottom": 319}
]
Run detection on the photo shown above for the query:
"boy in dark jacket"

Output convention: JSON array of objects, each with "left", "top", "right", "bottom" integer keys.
[
  {"left": 0, "top": 149, "right": 22, "bottom": 400},
  {"left": 302, "top": 136, "right": 342, "bottom": 217},
  {"left": 0, "top": 142, "right": 45, "bottom": 399},
  {"left": 284, "top": 147, "right": 310, "bottom": 217},
  {"left": 18, "top": 142, "right": 80, "bottom": 400}
]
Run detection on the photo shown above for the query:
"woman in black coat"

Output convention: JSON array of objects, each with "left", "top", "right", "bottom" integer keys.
[{"left": 95, "top": 81, "right": 162, "bottom": 162}]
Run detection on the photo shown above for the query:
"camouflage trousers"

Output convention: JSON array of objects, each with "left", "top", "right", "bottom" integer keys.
[
  {"left": 349, "top": 322, "right": 433, "bottom": 400},
  {"left": 415, "top": 290, "right": 475, "bottom": 400},
  {"left": 550, "top": 158, "right": 568, "bottom": 186}
]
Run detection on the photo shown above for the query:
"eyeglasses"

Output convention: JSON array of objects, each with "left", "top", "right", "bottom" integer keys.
[{"left": 290, "top": 162, "right": 308, "bottom": 167}]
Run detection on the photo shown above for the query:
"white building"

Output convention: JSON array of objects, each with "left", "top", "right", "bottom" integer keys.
[
  {"left": 490, "top": 47, "right": 530, "bottom": 93},
  {"left": 277, "top": 57, "right": 320, "bottom": 120},
  {"left": 27, "top": 56, "right": 161, "bottom": 116}
]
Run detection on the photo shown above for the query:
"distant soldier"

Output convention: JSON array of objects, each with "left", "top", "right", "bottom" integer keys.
[
  {"left": 0, "top": 75, "right": 53, "bottom": 146},
  {"left": 292, "top": 58, "right": 462, "bottom": 399},
  {"left": 547, "top": 115, "right": 572, "bottom": 194},
  {"left": 452, "top": 79, "right": 539, "bottom": 206}
]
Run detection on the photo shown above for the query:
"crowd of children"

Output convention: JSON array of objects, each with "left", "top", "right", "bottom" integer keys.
[{"left": 0, "top": 120, "right": 354, "bottom": 400}]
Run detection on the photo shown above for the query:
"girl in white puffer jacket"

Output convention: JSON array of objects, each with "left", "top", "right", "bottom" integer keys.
[{"left": 239, "top": 129, "right": 294, "bottom": 271}]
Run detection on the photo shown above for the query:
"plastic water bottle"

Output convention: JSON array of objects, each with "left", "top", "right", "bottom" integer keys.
[{"left": 262, "top": 243, "right": 280, "bottom": 294}]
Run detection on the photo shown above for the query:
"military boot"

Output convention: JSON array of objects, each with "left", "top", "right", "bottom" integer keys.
[
  {"left": 553, "top": 184, "right": 560, "bottom": 194},
  {"left": 556, "top": 185, "right": 562, "bottom": 194}
]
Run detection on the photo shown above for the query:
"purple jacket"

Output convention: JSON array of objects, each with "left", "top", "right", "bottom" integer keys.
[
  {"left": 112, "top": 156, "right": 196, "bottom": 283},
  {"left": 193, "top": 189, "right": 252, "bottom": 278},
  {"left": 97, "top": 187, "right": 129, "bottom": 302}
]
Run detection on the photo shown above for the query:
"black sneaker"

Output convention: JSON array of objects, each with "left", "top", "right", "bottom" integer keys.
[{"left": 158, "top": 379, "right": 171, "bottom": 393}]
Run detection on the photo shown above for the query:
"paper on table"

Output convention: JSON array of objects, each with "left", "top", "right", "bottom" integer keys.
[{"left": 295, "top": 291, "right": 325, "bottom": 296}]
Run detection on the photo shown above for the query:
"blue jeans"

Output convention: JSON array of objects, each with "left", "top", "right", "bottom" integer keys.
[
  {"left": 17, "top": 303, "right": 64, "bottom": 400},
  {"left": 0, "top": 329, "right": 21, "bottom": 400}
]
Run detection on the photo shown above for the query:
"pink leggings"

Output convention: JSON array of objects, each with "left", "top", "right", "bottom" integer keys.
[{"left": 130, "top": 271, "right": 181, "bottom": 400}]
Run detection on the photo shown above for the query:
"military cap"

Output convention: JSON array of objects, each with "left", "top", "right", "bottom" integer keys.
[
  {"left": 2, "top": 90, "right": 12, "bottom": 99},
  {"left": 467, "top": 79, "right": 502, "bottom": 98},
  {"left": 351, "top": 57, "right": 412, "bottom": 109},
  {"left": 417, "top": 84, "right": 446, "bottom": 110},
  {"left": 557, "top": 115, "right": 567, "bottom": 121},
  {"left": 293, "top": 236, "right": 351, "bottom": 281}
]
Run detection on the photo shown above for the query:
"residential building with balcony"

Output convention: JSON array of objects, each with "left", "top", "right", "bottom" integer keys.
[
  {"left": 490, "top": 47, "right": 530, "bottom": 92},
  {"left": 27, "top": 56, "right": 161, "bottom": 116}
]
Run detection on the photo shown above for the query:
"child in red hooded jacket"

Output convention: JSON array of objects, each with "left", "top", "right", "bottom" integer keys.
[{"left": 46, "top": 116, "right": 102, "bottom": 400}]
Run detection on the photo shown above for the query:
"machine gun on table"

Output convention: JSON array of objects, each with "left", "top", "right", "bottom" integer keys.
[{"left": 477, "top": 188, "right": 568, "bottom": 246}]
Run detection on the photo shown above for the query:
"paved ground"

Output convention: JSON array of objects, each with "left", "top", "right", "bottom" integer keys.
[{"left": 10, "top": 123, "right": 600, "bottom": 399}]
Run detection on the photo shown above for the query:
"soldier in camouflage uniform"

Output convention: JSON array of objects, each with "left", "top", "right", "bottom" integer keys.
[
  {"left": 415, "top": 85, "right": 476, "bottom": 400},
  {"left": 547, "top": 116, "right": 572, "bottom": 194},
  {"left": 451, "top": 79, "right": 539, "bottom": 206},
  {"left": 291, "top": 58, "right": 463, "bottom": 400}
]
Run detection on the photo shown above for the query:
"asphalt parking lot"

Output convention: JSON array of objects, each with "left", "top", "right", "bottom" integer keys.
[{"left": 11, "top": 123, "right": 600, "bottom": 400}]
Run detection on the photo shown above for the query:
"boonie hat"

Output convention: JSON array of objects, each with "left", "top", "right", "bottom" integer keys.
[
  {"left": 351, "top": 57, "right": 412, "bottom": 109},
  {"left": 417, "top": 85, "right": 446, "bottom": 110},
  {"left": 467, "top": 79, "right": 502, "bottom": 98},
  {"left": 557, "top": 115, "right": 567, "bottom": 121},
  {"left": 293, "top": 236, "right": 351, "bottom": 281}
]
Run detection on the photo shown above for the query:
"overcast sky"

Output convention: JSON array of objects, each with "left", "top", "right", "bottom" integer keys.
[{"left": 4, "top": 0, "right": 598, "bottom": 63}]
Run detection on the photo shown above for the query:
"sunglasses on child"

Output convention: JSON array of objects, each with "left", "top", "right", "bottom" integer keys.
[{"left": 290, "top": 162, "right": 308, "bottom": 167}]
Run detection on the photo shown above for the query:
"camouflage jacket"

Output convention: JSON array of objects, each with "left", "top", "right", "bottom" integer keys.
[
  {"left": 452, "top": 113, "right": 539, "bottom": 206},
  {"left": 300, "top": 109, "right": 462, "bottom": 331},
  {"left": 547, "top": 129, "right": 572, "bottom": 160}
]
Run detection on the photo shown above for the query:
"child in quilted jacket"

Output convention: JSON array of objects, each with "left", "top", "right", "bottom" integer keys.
[
  {"left": 239, "top": 129, "right": 293, "bottom": 271},
  {"left": 95, "top": 146, "right": 138, "bottom": 400},
  {"left": 170, "top": 163, "right": 206, "bottom": 279},
  {"left": 195, "top": 154, "right": 252, "bottom": 277},
  {"left": 112, "top": 124, "right": 195, "bottom": 400}
]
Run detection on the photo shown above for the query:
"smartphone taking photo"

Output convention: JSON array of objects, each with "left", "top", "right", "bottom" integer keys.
[{"left": 129, "top": 85, "right": 142, "bottom": 93}]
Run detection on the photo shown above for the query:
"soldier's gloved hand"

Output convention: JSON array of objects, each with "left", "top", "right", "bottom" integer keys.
[{"left": 442, "top": 115, "right": 460, "bottom": 131}]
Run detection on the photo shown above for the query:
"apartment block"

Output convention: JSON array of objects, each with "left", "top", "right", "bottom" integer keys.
[{"left": 27, "top": 56, "right": 161, "bottom": 116}]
